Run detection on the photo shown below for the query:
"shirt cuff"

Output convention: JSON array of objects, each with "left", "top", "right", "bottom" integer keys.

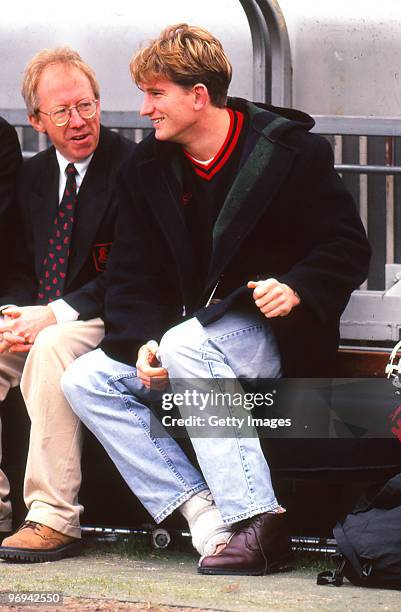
[{"left": 48, "top": 299, "right": 79, "bottom": 323}]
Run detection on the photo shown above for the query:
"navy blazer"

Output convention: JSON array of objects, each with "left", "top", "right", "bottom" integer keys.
[
  {"left": 1, "top": 125, "right": 134, "bottom": 320},
  {"left": 102, "top": 99, "right": 371, "bottom": 375}
]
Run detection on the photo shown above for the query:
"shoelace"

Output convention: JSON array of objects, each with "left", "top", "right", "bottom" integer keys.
[{"left": 17, "top": 520, "right": 40, "bottom": 533}]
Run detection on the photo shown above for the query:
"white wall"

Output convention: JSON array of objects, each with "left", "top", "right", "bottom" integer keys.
[
  {"left": 279, "top": 0, "right": 401, "bottom": 116},
  {"left": 0, "top": 0, "right": 253, "bottom": 112}
]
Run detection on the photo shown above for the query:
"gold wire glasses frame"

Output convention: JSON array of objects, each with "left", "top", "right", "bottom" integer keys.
[{"left": 37, "top": 99, "right": 98, "bottom": 127}]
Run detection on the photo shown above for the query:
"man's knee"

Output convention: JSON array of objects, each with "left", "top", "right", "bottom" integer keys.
[
  {"left": 159, "top": 318, "right": 204, "bottom": 365},
  {"left": 61, "top": 349, "right": 117, "bottom": 409},
  {"left": 33, "top": 323, "right": 66, "bottom": 355},
  {"left": 61, "top": 352, "right": 98, "bottom": 415}
]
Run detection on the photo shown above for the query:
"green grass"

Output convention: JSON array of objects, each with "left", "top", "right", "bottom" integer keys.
[{"left": 84, "top": 534, "right": 338, "bottom": 579}]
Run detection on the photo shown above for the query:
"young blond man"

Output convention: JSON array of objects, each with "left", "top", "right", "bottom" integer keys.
[{"left": 63, "top": 24, "right": 370, "bottom": 575}]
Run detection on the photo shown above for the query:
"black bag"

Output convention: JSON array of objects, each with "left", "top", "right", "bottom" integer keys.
[{"left": 317, "top": 473, "right": 401, "bottom": 589}]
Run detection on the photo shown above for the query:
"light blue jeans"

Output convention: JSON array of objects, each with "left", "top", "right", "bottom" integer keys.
[{"left": 62, "top": 310, "right": 282, "bottom": 524}]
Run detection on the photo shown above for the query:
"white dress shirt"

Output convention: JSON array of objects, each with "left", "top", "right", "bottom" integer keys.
[
  {"left": 48, "top": 151, "right": 94, "bottom": 322},
  {"left": 0, "top": 151, "right": 94, "bottom": 323}
]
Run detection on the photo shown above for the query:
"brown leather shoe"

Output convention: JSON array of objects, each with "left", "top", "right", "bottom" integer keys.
[
  {"left": 0, "top": 521, "right": 83, "bottom": 563},
  {"left": 198, "top": 511, "right": 293, "bottom": 575}
]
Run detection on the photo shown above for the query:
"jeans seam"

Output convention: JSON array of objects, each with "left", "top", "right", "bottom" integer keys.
[
  {"left": 106, "top": 372, "right": 196, "bottom": 490},
  {"left": 154, "top": 483, "right": 209, "bottom": 523},
  {"left": 201, "top": 325, "right": 266, "bottom": 374},
  {"left": 198, "top": 346, "right": 257, "bottom": 506},
  {"left": 222, "top": 501, "right": 279, "bottom": 524},
  {"left": 226, "top": 401, "right": 256, "bottom": 502},
  {"left": 118, "top": 393, "right": 195, "bottom": 489},
  {"left": 206, "top": 324, "right": 264, "bottom": 345},
  {"left": 107, "top": 371, "right": 137, "bottom": 386}
]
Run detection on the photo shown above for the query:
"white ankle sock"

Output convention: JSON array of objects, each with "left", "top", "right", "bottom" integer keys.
[{"left": 180, "top": 489, "right": 232, "bottom": 555}]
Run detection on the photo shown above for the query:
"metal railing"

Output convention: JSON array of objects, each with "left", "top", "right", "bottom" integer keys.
[
  {"left": 3, "top": 109, "right": 399, "bottom": 296},
  {"left": 313, "top": 116, "right": 401, "bottom": 293},
  {"left": 239, "top": 0, "right": 292, "bottom": 106},
  {"left": 0, "top": 109, "right": 151, "bottom": 158}
]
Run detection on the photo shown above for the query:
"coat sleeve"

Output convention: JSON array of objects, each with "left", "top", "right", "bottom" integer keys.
[
  {"left": 0, "top": 119, "right": 22, "bottom": 293},
  {"left": 0, "top": 174, "right": 40, "bottom": 306},
  {"left": 63, "top": 275, "right": 107, "bottom": 320},
  {"left": 1, "top": 196, "right": 111, "bottom": 316},
  {"left": 101, "top": 164, "right": 181, "bottom": 365},
  {"left": 278, "top": 134, "right": 371, "bottom": 324},
  {"left": 61, "top": 135, "right": 136, "bottom": 320}
]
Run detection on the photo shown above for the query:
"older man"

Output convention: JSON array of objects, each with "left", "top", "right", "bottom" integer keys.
[{"left": 0, "top": 47, "right": 134, "bottom": 561}]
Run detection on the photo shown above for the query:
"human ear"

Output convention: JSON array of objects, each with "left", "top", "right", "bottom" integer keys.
[
  {"left": 192, "top": 83, "right": 209, "bottom": 110},
  {"left": 28, "top": 113, "right": 47, "bottom": 134}
]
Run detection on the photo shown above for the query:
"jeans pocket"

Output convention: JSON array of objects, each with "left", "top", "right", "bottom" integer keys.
[{"left": 206, "top": 324, "right": 282, "bottom": 379}]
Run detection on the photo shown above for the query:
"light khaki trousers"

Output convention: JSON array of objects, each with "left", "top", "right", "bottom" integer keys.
[{"left": 0, "top": 318, "right": 104, "bottom": 538}]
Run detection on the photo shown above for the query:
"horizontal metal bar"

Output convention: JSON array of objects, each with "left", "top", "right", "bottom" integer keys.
[
  {"left": 0, "top": 108, "right": 152, "bottom": 129},
  {"left": 0, "top": 108, "right": 29, "bottom": 125},
  {"left": 82, "top": 526, "right": 337, "bottom": 554},
  {"left": 335, "top": 164, "right": 401, "bottom": 175},
  {"left": 81, "top": 525, "right": 191, "bottom": 538},
  {"left": 3, "top": 108, "right": 401, "bottom": 136},
  {"left": 291, "top": 536, "right": 337, "bottom": 554},
  {"left": 339, "top": 345, "right": 392, "bottom": 354},
  {"left": 313, "top": 115, "right": 401, "bottom": 136},
  {"left": 100, "top": 111, "right": 151, "bottom": 129}
]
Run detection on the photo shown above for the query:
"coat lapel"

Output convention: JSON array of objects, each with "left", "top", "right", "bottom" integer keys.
[
  {"left": 28, "top": 148, "right": 59, "bottom": 276},
  {"left": 66, "top": 128, "right": 112, "bottom": 284},
  {"left": 138, "top": 103, "right": 305, "bottom": 308},
  {"left": 204, "top": 115, "right": 297, "bottom": 297},
  {"left": 138, "top": 151, "right": 203, "bottom": 309}
]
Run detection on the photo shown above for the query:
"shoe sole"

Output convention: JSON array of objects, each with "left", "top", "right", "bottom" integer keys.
[
  {"left": 0, "top": 540, "right": 84, "bottom": 563},
  {"left": 198, "top": 557, "right": 294, "bottom": 576}
]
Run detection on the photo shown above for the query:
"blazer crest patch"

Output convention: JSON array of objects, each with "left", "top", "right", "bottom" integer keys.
[{"left": 92, "top": 242, "right": 112, "bottom": 272}]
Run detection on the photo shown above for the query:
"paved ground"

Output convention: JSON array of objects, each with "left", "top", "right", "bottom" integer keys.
[{"left": 0, "top": 538, "right": 400, "bottom": 611}]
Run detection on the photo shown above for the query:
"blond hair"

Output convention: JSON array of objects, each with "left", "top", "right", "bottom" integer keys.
[
  {"left": 22, "top": 46, "right": 100, "bottom": 116},
  {"left": 130, "top": 24, "right": 232, "bottom": 107}
]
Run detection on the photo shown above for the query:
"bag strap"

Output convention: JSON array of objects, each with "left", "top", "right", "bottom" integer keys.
[
  {"left": 317, "top": 556, "right": 346, "bottom": 587},
  {"left": 385, "top": 339, "right": 401, "bottom": 389}
]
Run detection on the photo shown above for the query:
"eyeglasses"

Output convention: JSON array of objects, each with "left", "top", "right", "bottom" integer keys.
[{"left": 37, "top": 99, "right": 98, "bottom": 126}]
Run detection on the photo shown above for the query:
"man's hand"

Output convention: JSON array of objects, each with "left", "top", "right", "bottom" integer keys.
[
  {"left": 0, "top": 331, "right": 29, "bottom": 354},
  {"left": 136, "top": 340, "right": 169, "bottom": 390},
  {"left": 0, "top": 305, "right": 57, "bottom": 352},
  {"left": 0, "top": 332, "right": 26, "bottom": 354},
  {"left": 0, "top": 312, "right": 29, "bottom": 353},
  {"left": 248, "top": 278, "right": 300, "bottom": 318}
]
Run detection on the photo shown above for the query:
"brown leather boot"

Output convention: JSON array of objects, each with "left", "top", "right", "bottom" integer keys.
[
  {"left": 198, "top": 511, "right": 293, "bottom": 575},
  {"left": 0, "top": 521, "right": 83, "bottom": 562}
]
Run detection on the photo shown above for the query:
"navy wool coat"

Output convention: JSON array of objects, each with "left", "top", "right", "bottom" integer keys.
[{"left": 102, "top": 98, "right": 371, "bottom": 376}]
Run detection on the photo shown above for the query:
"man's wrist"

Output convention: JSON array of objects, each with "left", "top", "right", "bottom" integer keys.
[{"left": 48, "top": 299, "right": 79, "bottom": 324}]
